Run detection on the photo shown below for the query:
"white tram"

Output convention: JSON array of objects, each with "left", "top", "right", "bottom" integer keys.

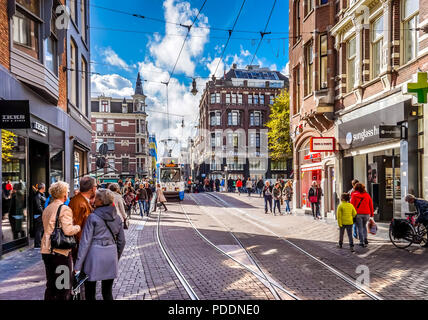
[{"left": 158, "top": 157, "right": 185, "bottom": 201}]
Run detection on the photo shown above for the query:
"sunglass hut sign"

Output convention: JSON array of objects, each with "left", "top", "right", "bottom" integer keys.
[{"left": 345, "top": 125, "right": 380, "bottom": 146}]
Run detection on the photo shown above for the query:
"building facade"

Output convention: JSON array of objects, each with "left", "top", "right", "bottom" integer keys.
[
  {"left": 193, "top": 65, "right": 290, "bottom": 182},
  {"left": 90, "top": 73, "right": 151, "bottom": 183},
  {"left": 0, "top": 0, "right": 92, "bottom": 256},
  {"left": 289, "top": 0, "right": 427, "bottom": 221}
]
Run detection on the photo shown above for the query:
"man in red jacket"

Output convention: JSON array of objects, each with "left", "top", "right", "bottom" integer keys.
[{"left": 350, "top": 183, "right": 374, "bottom": 247}]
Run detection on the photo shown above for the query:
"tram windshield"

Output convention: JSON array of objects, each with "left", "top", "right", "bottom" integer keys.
[{"left": 160, "top": 168, "right": 181, "bottom": 182}]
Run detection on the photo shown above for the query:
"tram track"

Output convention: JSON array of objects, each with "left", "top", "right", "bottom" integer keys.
[{"left": 200, "top": 192, "right": 383, "bottom": 300}]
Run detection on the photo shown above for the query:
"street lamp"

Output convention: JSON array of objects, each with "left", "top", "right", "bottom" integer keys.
[
  {"left": 191, "top": 78, "right": 198, "bottom": 96},
  {"left": 224, "top": 165, "right": 228, "bottom": 192}
]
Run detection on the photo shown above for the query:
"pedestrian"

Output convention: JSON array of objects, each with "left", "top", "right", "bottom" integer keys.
[
  {"left": 350, "top": 183, "right": 374, "bottom": 247},
  {"left": 284, "top": 180, "right": 293, "bottom": 214},
  {"left": 123, "top": 188, "right": 135, "bottom": 215},
  {"left": 337, "top": 193, "right": 356, "bottom": 252},
  {"left": 308, "top": 181, "right": 323, "bottom": 220},
  {"left": 145, "top": 182, "right": 153, "bottom": 215},
  {"left": 74, "top": 189, "right": 126, "bottom": 300},
  {"left": 227, "top": 178, "right": 233, "bottom": 193},
  {"left": 8, "top": 182, "right": 26, "bottom": 240},
  {"left": 2, "top": 180, "right": 12, "bottom": 220},
  {"left": 236, "top": 178, "right": 243, "bottom": 195},
  {"left": 32, "top": 183, "right": 46, "bottom": 248},
  {"left": 108, "top": 183, "right": 127, "bottom": 222},
  {"left": 263, "top": 181, "right": 273, "bottom": 214},
  {"left": 136, "top": 184, "right": 148, "bottom": 217},
  {"left": 273, "top": 182, "right": 282, "bottom": 216},
  {"left": 246, "top": 178, "right": 253, "bottom": 197},
  {"left": 41, "top": 181, "right": 81, "bottom": 300},
  {"left": 405, "top": 194, "right": 428, "bottom": 247},
  {"left": 156, "top": 183, "right": 168, "bottom": 211},
  {"left": 348, "top": 179, "right": 359, "bottom": 195},
  {"left": 256, "top": 179, "right": 264, "bottom": 198},
  {"left": 68, "top": 176, "right": 96, "bottom": 262}
]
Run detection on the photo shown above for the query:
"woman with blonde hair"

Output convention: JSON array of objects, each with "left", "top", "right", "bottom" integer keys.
[{"left": 41, "top": 181, "right": 81, "bottom": 300}]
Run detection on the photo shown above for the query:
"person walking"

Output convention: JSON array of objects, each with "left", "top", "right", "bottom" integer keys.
[
  {"left": 263, "top": 181, "right": 273, "bottom": 214},
  {"left": 284, "top": 180, "right": 293, "bottom": 214},
  {"left": 215, "top": 178, "right": 220, "bottom": 192},
  {"left": 145, "top": 183, "right": 154, "bottom": 215},
  {"left": 74, "top": 189, "right": 125, "bottom": 300},
  {"left": 41, "top": 181, "right": 81, "bottom": 300},
  {"left": 246, "top": 178, "right": 253, "bottom": 197},
  {"left": 337, "top": 193, "right": 356, "bottom": 252},
  {"left": 308, "top": 181, "right": 323, "bottom": 220},
  {"left": 348, "top": 179, "right": 359, "bottom": 195},
  {"left": 256, "top": 179, "right": 264, "bottom": 198},
  {"left": 350, "top": 183, "right": 374, "bottom": 247},
  {"left": 156, "top": 184, "right": 168, "bottom": 211},
  {"left": 273, "top": 182, "right": 282, "bottom": 216},
  {"left": 69, "top": 176, "right": 96, "bottom": 262},
  {"left": 236, "top": 178, "right": 243, "bottom": 195},
  {"left": 123, "top": 188, "right": 135, "bottom": 216},
  {"left": 32, "top": 183, "right": 46, "bottom": 248},
  {"left": 8, "top": 182, "right": 26, "bottom": 240},
  {"left": 108, "top": 183, "right": 127, "bottom": 223},
  {"left": 136, "top": 184, "right": 148, "bottom": 217}
]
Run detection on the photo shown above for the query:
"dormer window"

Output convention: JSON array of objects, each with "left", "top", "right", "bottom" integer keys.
[{"left": 100, "top": 100, "right": 110, "bottom": 112}]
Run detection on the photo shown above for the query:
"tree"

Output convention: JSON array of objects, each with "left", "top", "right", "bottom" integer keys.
[
  {"left": 265, "top": 89, "right": 292, "bottom": 161},
  {"left": 2, "top": 130, "right": 17, "bottom": 162}
]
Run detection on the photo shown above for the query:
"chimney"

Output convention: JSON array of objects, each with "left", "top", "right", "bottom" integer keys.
[{"left": 232, "top": 63, "right": 237, "bottom": 69}]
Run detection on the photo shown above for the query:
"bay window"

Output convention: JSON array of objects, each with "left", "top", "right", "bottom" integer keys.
[{"left": 13, "top": 0, "right": 41, "bottom": 60}]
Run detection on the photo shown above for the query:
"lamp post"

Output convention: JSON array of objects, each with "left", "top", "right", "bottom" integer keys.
[{"left": 224, "top": 165, "right": 228, "bottom": 192}]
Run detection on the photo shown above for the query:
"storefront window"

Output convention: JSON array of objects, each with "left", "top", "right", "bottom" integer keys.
[
  {"left": 50, "top": 149, "right": 63, "bottom": 184},
  {"left": 2, "top": 130, "right": 27, "bottom": 248}
]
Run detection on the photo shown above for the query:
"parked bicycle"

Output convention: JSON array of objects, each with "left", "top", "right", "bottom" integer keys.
[{"left": 389, "top": 212, "right": 428, "bottom": 249}]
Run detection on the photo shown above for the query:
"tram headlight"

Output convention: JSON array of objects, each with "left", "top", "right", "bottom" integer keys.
[
  {"left": 175, "top": 187, "right": 179, "bottom": 191},
  {"left": 162, "top": 187, "right": 166, "bottom": 191}
]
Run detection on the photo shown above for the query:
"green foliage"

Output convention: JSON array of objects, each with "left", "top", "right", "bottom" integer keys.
[
  {"left": 2, "top": 130, "right": 17, "bottom": 162},
  {"left": 265, "top": 90, "right": 292, "bottom": 161}
]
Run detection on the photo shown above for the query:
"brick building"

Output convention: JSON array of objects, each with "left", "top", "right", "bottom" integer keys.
[
  {"left": 90, "top": 73, "right": 151, "bottom": 183},
  {"left": 193, "top": 65, "right": 290, "bottom": 182},
  {"left": 0, "top": 0, "right": 92, "bottom": 256},
  {"left": 289, "top": 0, "right": 428, "bottom": 221}
]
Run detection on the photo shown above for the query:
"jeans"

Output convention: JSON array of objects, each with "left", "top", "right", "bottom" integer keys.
[
  {"left": 285, "top": 200, "right": 291, "bottom": 213},
  {"left": 85, "top": 279, "right": 114, "bottom": 300},
  {"left": 42, "top": 253, "right": 73, "bottom": 301},
  {"left": 257, "top": 188, "right": 262, "bottom": 197},
  {"left": 138, "top": 200, "right": 144, "bottom": 217},
  {"left": 247, "top": 188, "right": 252, "bottom": 197},
  {"left": 273, "top": 199, "right": 281, "bottom": 214},
  {"left": 311, "top": 202, "right": 320, "bottom": 218},
  {"left": 264, "top": 195, "right": 273, "bottom": 213},
  {"left": 339, "top": 225, "right": 354, "bottom": 247},
  {"left": 34, "top": 216, "right": 43, "bottom": 248},
  {"left": 356, "top": 214, "right": 370, "bottom": 244}
]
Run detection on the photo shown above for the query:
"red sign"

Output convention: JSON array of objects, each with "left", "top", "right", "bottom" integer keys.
[
  {"left": 310, "top": 137, "right": 336, "bottom": 152},
  {"left": 304, "top": 153, "right": 321, "bottom": 160}
]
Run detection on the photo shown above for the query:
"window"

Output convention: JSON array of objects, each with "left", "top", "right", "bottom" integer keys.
[
  {"left": 70, "top": 39, "right": 78, "bottom": 106},
  {"left": 320, "top": 0, "right": 328, "bottom": 4},
  {"left": 372, "top": 16, "right": 384, "bottom": 78},
  {"left": 136, "top": 119, "right": 145, "bottom": 134},
  {"left": 269, "top": 95, "right": 274, "bottom": 105},
  {"left": 107, "top": 159, "right": 115, "bottom": 173},
  {"left": 107, "top": 120, "right": 114, "bottom": 132},
  {"left": 226, "top": 93, "right": 231, "bottom": 103},
  {"left": 96, "top": 138, "right": 104, "bottom": 150},
  {"left": 96, "top": 119, "right": 103, "bottom": 132},
  {"left": 100, "top": 100, "right": 109, "bottom": 112},
  {"left": 210, "top": 93, "right": 216, "bottom": 104},
  {"left": 304, "top": 0, "right": 313, "bottom": 16},
  {"left": 122, "top": 104, "right": 128, "bottom": 113},
  {"left": 250, "top": 132, "right": 261, "bottom": 147},
  {"left": 81, "top": 57, "right": 87, "bottom": 115},
  {"left": 211, "top": 133, "right": 216, "bottom": 147},
  {"left": 210, "top": 111, "right": 221, "bottom": 126},
  {"left": 248, "top": 94, "right": 253, "bottom": 104},
  {"left": 402, "top": 0, "right": 419, "bottom": 64},
  {"left": 81, "top": 0, "right": 86, "bottom": 42},
  {"left": 250, "top": 112, "right": 262, "bottom": 126},
  {"left": 122, "top": 158, "right": 129, "bottom": 172},
  {"left": 271, "top": 160, "right": 287, "bottom": 171},
  {"left": 215, "top": 93, "right": 221, "bottom": 103},
  {"left": 254, "top": 94, "right": 259, "bottom": 104},
  {"left": 13, "top": 0, "right": 40, "bottom": 60},
  {"left": 231, "top": 93, "right": 237, "bottom": 104},
  {"left": 260, "top": 94, "right": 264, "bottom": 105},
  {"left": 304, "top": 43, "right": 313, "bottom": 96},
  {"left": 44, "top": 9, "right": 58, "bottom": 75},
  {"left": 347, "top": 37, "right": 356, "bottom": 91},
  {"left": 228, "top": 111, "right": 240, "bottom": 126},
  {"left": 107, "top": 139, "right": 115, "bottom": 151},
  {"left": 294, "top": 0, "right": 301, "bottom": 43},
  {"left": 295, "top": 67, "right": 301, "bottom": 113},
  {"left": 69, "top": 0, "right": 77, "bottom": 23},
  {"left": 238, "top": 93, "right": 243, "bottom": 104},
  {"left": 320, "top": 34, "right": 328, "bottom": 89}
]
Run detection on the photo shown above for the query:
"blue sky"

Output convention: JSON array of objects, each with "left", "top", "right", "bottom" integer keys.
[{"left": 89, "top": 0, "right": 290, "bottom": 154}]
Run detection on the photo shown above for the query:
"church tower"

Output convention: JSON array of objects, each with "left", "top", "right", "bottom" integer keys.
[{"left": 133, "top": 72, "right": 147, "bottom": 113}]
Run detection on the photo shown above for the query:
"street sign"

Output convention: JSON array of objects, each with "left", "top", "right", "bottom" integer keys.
[
  {"left": 96, "top": 157, "right": 106, "bottom": 169},
  {"left": 406, "top": 72, "right": 428, "bottom": 104},
  {"left": 98, "top": 143, "right": 108, "bottom": 155}
]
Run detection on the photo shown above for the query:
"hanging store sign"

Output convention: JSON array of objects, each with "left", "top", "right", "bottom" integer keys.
[
  {"left": 406, "top": 72, "right": 428, "bottom": 104},
  {"left": 379, "top": 125, "right": 401, "bottom": 139},
  {"left": 310, "top": 137, "right": 336, "bottom": 152},
  {"left": 0, "top": 100, "right": 30, "bottom": 129}
]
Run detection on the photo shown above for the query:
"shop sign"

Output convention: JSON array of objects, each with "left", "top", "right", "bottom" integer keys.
[
  {"left": 338, "top": 101, "right": 408, "bottom": 149},
  {"left": 301, "top": 165, "right": 323, "bottom": 172},
  {"left": 379, "top": 125, "right": 401, "bottom": 139},
  {"left": 310, "top": 137, "right": 335, "bottom": 152},
  {"left": 304, "top": 153, "right": 321, "bottom": 161},
  {"left": 0, "top": 100, "right": 30, "bottom": 129},
  {"left": 31, "top": 121, "right": 48, "bottom": 137}
]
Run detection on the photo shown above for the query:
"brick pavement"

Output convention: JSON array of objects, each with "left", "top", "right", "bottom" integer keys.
[{"left": 205, "top": 192, "right": 428, "bottom": 300}]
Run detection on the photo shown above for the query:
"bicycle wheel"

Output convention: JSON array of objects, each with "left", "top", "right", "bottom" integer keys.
[
  {"left": 416, "top": 224, "right": 428, "bottom": 246},
  {"left": 389, "top": 222, "right": 414, "bottom": 249}
]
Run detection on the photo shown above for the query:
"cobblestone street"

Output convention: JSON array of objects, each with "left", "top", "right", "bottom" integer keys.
[{"left": 1, "top": 193, "right": 428, "bottom": 300}]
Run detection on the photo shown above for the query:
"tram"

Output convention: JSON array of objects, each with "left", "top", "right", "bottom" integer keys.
[{"left": 158, "top": 157, "right": 185, "bottom": 201}]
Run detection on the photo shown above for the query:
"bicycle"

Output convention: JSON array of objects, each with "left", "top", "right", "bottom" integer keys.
[{"left": 389, "top": 212, "right": 428, "bottom": 249}]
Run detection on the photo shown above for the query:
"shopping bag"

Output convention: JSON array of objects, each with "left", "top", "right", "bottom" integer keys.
[
  {"left": 352, "top": 224, "right": 358, "bottom": 239},
  {"left": 368, "top": 218, "right": 378, "bottom": 235}
]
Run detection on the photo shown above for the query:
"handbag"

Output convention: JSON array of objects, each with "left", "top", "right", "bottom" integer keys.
[
  {"left": 368, "top": 218, "right": 377, "bottom": 235},
  {"left": 50, "top": 204, "right": 77, "bottom": 252}
]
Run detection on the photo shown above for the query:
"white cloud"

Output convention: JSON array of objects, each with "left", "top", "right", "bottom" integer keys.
[
  {"left": 91, "top": 74, "right": 134, "bottom": 98},
  {"left": 282, "top": 62, "right": 290, "bottom": 76},
  {"left": 101, "top": 47, "right": 133, "bottom": 71},
  {"left": 206, "top": 57, "right": 225, "bottom": 78}
]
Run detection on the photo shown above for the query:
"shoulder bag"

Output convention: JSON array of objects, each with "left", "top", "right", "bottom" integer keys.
[{"left": 50, "top": 204, "right": 77, "bottom": 252}]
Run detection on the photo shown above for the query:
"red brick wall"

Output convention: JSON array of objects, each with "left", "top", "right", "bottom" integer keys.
[
  {"left": 57, "top": 0, "right": 67, "bottom": 111},
  {"left": 0, "top": 0, "right": 10, "bottom": 70}
]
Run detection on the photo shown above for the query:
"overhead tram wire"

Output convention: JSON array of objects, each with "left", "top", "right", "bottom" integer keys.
[
  {"left": 212, "top": 0, "right": 247, "bottom": 79},
  {"left": 249, "top": 0, "right": 277, "bottom": 66}
]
